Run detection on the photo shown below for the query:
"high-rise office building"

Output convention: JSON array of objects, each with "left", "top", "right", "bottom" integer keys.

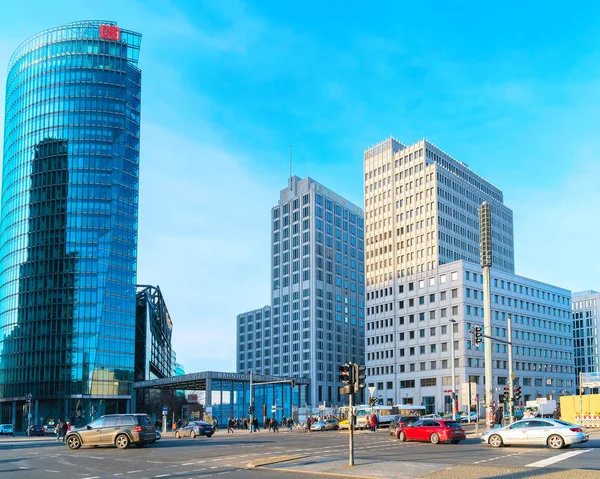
[
  {"left": 364, "top": 138, "right": 574, "bottom": 411},
  {"left": 237, "top": 176, "right": 365, "bottom": 406},
  {"left": 572, "top": 291, "right": 600, "bottom": 391},
  {"left": 0, "top": 21, "right": 142, "bottom": 428}
]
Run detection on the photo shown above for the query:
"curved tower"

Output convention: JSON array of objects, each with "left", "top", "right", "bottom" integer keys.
[{"left": 0, "top": 21, "right": 141, "bottom": 428}]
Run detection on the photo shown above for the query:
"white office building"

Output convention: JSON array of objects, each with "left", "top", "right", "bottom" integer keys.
[
  {"left": 364, "top": 138, "right": 574, "bottom": 413},
  {"left": 237, "top": 176, "right": 365, "bottom": 406},
  {"left": 572, "top": 290, "right": 600, "bottom": 391}
]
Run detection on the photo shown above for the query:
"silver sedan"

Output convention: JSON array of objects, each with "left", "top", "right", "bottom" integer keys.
[{"left": 481, "top": 418, "right": 589, "bottom": 449}]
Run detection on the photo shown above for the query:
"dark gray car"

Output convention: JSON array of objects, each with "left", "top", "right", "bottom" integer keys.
[
  {"left": 65, "top": 414, "right": 156, "bottom": 450},
  {"left": 175, "top": 421, "right": 215, "bottom": 438}
]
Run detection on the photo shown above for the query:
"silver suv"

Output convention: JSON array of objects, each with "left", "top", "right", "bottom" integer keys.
[{"left": 65, "top": 414, "right": 156, "bottom": 450}]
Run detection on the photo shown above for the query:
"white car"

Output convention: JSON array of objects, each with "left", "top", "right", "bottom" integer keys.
[
  {"left": 0, "top": 424, "right": 14, "bottom": 436},
  {"left": 481, "top": 418, "right": 589, "bottom": 449},
  {"left": 421, "top": 414, "right": 443, "bottom": 420},
  {"left": 460, "top": 412, "right": 478, "bottom": 423}
]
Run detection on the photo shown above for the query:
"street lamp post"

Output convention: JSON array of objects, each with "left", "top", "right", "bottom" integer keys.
[{"left": 449, "top": 319, "right": 457, "bottom": 420}]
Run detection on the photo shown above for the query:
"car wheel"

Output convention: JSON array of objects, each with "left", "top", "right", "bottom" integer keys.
[
  {"left": 115, "top": 434, "right": 130, "bottom": 450},
  {"left": 430, "top": 433, "right": 440, "bottom": 444},
  {"left": 451, "top": 440, "right": 460, "bottom": 444},
  {"left": 489, "top": 434, "right": 503, "bottom": 447},
  {"left": 66, "top": 435, "right": 82, "bottom": 450},
  {"left": 137, "top": 442, "right": 146, "bottom": 448},
  {"left": 399, "top": 431, "right": 407, "bottom": 442},
  {"left": 190, "top": 431, "right": 196, "bottom": 438},
  {"left": 206, "top": 434, "right": 213, "bottom": 438},
  {"left": 175, "top": 431, "right": 180, "bottom": 439},
  {"left": 548, "top": 434, "right": 564, "bottom": 449}
]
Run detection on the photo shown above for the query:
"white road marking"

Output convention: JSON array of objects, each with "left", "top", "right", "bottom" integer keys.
[
  {"left": 154, "top": 475, "right": 170, "bottom": 478},
  {"left": 127, "top": 470, "right": 142, "bottom": 474},
  {"left": 181, "top": 463, "right": 194, "bottom": 466},
  {"left": 45, "top": 471, "right": 60, "bottom": 474},
  {"left": 525, "top": 449, "right": 592, "bottom": 468}
]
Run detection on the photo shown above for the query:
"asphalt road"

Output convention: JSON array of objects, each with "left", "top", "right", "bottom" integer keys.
[{"left": 0, "top": 427, "right": 598, "bottom": 478}]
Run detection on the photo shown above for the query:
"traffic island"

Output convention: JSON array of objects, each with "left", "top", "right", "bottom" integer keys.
[
  {"left": 258, "top": 457, "right": 450, "bottom": 478},
  {"left": 420, "top": 464, "right": 600, "bottom": 478}
]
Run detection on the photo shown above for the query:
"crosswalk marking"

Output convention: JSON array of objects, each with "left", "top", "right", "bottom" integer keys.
[{"left": 525, "top": 449, "right": 592, "bottom": 468}]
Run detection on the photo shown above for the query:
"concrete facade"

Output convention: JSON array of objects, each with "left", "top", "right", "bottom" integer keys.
[
  {"left": 364, "top": 138, "right": 574, "bottom": 413},
  {"left": 237, "top": 177, "right": 365, "bottom": 406}
]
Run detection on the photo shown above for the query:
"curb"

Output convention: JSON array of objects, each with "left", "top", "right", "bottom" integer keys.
[
  {"left": 262, "top": 465, "right": 383, "bottom": 479},
  {"left": 246, "top": 455, "right": 309, "bottom": 468}
]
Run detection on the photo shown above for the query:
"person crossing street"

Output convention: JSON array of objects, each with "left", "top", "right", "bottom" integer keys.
[{"left": 227, "top": 417, "right": 234, "bottom": 434}]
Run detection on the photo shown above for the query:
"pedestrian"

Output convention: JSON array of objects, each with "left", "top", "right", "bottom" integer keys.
[
  {"left": 61, "top": 420, "right": 69, "bottom": 442},
  {"left": 553, "top": 407, "right": 561, "bottom": 420},
  {"left": 494, "top": 407, "right": 503, "bottom": 428},
  {"left": 273, "top": 418, "right": 279, "bottom": 433},
  {"left": 227, "top": 417, "right": 234, "bottom": 434},
  {"left": 213, "top": 418, "right": 218, "bottom": 432},
  {"left": 54, "top": 421, "right": 61, "bottom": 442},
  {"left": 288, "top": 418, "right": 293, "bottom": 432},
  {"left": 370, "top": 413, "right": 376, "bottom": 432}
]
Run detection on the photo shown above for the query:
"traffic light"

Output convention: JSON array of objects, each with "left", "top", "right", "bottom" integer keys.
[
  {"left": 368, "top": 396, "right": 377, "bottom": 407},
  {"left": 503, "top": 386, "right": 510, "bottom": 402},
  {"left": 474, "top": 325, "right": 483, "bottom": 344},
  {"left": 248, "top": 405, "right": 255, "bottom": 416},
  {"left": 339, "top": 363, "right": 352, "bottom": 384},
  {"left": 514, "top": 386, "right": 521, "bottom": 401},
  {"left": 290, "top": 379, "right": 296, "bottom": 388},
  {"left": 354, "top": 364, "right": 366, "bottom": 393}
]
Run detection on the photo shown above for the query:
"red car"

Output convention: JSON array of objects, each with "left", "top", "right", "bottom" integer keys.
[{"left": 396, "top": 419, "right": 466, "bottom": 444}]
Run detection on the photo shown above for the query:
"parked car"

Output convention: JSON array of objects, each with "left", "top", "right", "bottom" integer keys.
[
  {"left": 65, "top": 414, "right": 156, "bottom": 450},
  {"left": 0, "top": 424, "right": 14, "bottom": 436},
  {"left": 503, "top": 409, "right": 524, "bottom": 420},
  {"left": 460, "top": 412, "right": 479, "bottom": 423},
  {"left": 175, "top": 421, "right": 215, "bottom": 439},
  {"left": 28, "top": 425, "right": 46, "bottom": 437},
  {"left": 311, "top": 419, "right": 339, "bottom": 431},
  {"left": 421, "top": 414, "right": 443, "bottom": 420},
  {"left": 481, "top": 419, "right": 589, "bottom": 449},
  {"left": 388, "top": 415, "right": 419, "bottom": 437},
  {"left": 396, "top": 419, "right": 466, "bottom": 444},
  {"left": 338, "top": 419, "right": 350, "bottom": 430}
]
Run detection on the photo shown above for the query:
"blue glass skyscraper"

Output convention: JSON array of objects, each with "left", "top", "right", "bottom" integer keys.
[{"left": 0, "top": 21, "right": 141, "bottom": 428}]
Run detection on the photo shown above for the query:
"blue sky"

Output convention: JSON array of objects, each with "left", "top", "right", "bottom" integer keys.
[{"left": 1, "top": 1, "right": 599, "bottom": 373}]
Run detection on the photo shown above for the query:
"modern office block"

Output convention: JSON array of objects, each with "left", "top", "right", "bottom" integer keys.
[
  {"left": 364, "top": 138, "right": 574, "bottom": 412},
  {"left": 572, "top": 291, "right": 600, "bottom": 391},
  {"left": 237, "top": 176, "right": 365, "bottom": 406},
  {"left": 0, "top": 21, "right": 142, "bottom": 428}
]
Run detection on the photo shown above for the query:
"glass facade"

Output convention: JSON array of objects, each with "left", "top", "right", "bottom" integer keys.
[{"left": 0, "top": 21, "right": 141, "bottom": 429}]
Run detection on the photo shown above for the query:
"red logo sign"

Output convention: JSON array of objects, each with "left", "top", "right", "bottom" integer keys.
[{"left": 99, "top": 25, "right": 121, "bottom": 41}]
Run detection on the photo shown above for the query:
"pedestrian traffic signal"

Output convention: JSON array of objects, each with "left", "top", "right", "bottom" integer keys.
[
  {"left": 339, "top": 363, "right": 352, "bottom": 384},
  {"left": 503, "top": 386, "right": 510, "bottom": 402},
  {"left": 474, "top": 325, "right": 483, "bottom": 344},
  {"left": 248, "top": 405, "right": 255, "bottom": 416},
  {"left": 354, "top": 364, "right": 366, "bottom": 393},
  {"left": 514, "top": 386, "right": 521, "bottom": 401}
]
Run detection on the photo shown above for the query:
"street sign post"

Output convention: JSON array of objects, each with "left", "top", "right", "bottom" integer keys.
[{"left": 582, "top": 372, "right": 600, "bottom": 388}]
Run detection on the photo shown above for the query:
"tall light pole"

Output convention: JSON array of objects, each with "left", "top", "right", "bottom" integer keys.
[
  {"left": 449, "top": 319, "right": 457, "bottom": 419},
  {"left": 479, "top": 202, "right": 494, "bottom": 429},
  {"left": 507, "top": 314, "right": 514, "bottom": 424}
]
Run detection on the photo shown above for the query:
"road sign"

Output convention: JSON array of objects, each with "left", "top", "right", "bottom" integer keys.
[
  {"left": 368, "top": 386, "right": 376, "bottom": 396},
  {"left": 162, "top": 406, "right": 168, "bottom": 414},
  {"left": 582, "top": 372, "right": 600, "bottom": 388}
]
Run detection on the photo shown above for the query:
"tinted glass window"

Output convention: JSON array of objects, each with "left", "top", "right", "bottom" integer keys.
[
  {"left": 117, "top": 416, "right": 135, "bottom": 426},
  {"left": 413, "top": 420, "right": 424, "bottom": 427},
  {"left": 510, "top": 421, "right": 530, "bottom": 429},
  {"left": 137, "top": 415, "right": 151, "bottom": 426},
  {"left": 104, "top": 417, "right": 118, "bottom": 427},
  {"left": 88, "top": 418, "right": 105, "bottom": 428},
  {"left": 444, "top": 421, "right": 461, "bottom": 428},
  {"left": 529, "top": 421, "right": 552, "bottom": 428}
]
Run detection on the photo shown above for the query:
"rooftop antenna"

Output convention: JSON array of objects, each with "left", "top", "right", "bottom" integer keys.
[{"left": 289, "top": 145, "right": 292, "bottom": 179}]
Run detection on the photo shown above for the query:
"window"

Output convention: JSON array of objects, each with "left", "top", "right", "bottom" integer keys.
[{"left": 421, "top": 378, "right": 437, "bottom": 387}]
